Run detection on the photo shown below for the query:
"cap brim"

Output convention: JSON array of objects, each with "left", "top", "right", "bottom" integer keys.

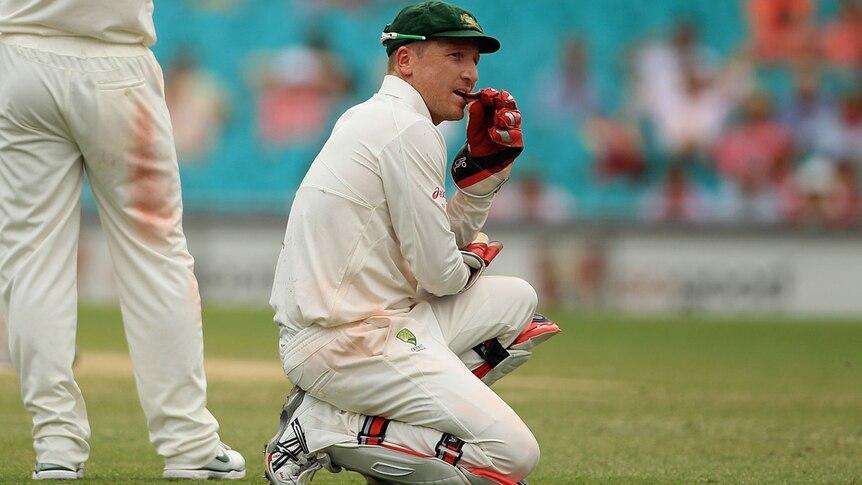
[{"left": 427, "top": 30, "right": 500, "bottom": 53}]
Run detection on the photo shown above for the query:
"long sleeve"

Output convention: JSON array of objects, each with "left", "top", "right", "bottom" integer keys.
[
  {"left": 379, "top": 122, "right": 470, "bottom": 297},
  {"left": 446, "top": 190, "right": 494, "bottom": 249}
]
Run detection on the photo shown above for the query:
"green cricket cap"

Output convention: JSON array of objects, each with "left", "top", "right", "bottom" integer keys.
[{"left": 381, "top": 1, "right": 500, "bottom": 56}]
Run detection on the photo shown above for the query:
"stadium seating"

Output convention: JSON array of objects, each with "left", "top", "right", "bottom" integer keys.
[{"left": 78, "top": 0, "right": 844, "bottom": 221}]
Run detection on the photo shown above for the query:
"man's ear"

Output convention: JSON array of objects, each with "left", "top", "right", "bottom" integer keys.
[{"left": 395, "top": 46, "right": 414, "bottom": 77}]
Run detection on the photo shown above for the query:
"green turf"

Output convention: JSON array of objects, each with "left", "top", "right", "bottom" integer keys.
[{"left": 1, "top": 306, "right": 861, "bottom": 484}]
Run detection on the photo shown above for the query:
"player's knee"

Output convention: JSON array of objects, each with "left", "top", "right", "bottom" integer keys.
[
  {"left": 509, "top": 428, "right": 540, "bottom": 479},
  {"left": 485, "top": 421, "right": 540, "bottom": 479},
  {"left": 507, "top": 277, "right": 538, "bottom": 331},
  {"left": 496, "top": 276, "right": 538, "bottom": 314},
  {"left": 514, "top": 277, "right": 538, "bottom": 310}
]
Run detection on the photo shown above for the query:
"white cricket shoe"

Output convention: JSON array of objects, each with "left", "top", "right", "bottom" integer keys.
[
  {"left": 264, "top": 387, "right": 334, "bottom": 485},
  {"left": 32, "top": 463, "right": 83, "bottom": 480},
  {"left": 162, "top": 442, "right": 246, "bottom": 480}
]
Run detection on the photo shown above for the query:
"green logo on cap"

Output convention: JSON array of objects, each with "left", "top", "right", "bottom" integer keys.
[{"left": 396, "top": 328, "right": 418, "bottom": 345}]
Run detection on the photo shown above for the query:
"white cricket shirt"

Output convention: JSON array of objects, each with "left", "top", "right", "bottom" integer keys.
[
  {"left": 0, "top": 0, "right": 156, "bottom": 46},
  {"left": 271, "top": 75, "right": 494, "bottom": 334}
]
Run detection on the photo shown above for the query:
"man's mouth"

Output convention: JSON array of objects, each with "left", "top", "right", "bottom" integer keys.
[{"left": 455, "top": 90, "right": 480, "bottom": 99}]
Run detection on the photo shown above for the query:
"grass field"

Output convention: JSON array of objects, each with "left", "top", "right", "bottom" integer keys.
[{"left": 1, "top": 305, "right": 861, "bottom": 484}]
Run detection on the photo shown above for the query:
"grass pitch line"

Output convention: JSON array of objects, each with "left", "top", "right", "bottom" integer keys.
[
  {"left": 67, "top": 351, "right": 287, "bottom": 382},
  {"left": 0, "top": 351, "right": 621, "bottom": 395}
]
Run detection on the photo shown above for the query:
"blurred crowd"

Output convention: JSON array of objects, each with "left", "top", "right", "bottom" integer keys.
[
  {"left": 519, "top": 0, "right": 862, "bottom": 229},
  {"left": 157, "top": 0, "right": 862, "bottom": 229}
]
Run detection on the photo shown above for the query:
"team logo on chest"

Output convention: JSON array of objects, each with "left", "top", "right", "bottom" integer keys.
[
  {"left": 396, "top": 328, "right": 426, "bottom": 353},
  {"left": 431, "top": 186, "right": 445, "bottom": 200}
]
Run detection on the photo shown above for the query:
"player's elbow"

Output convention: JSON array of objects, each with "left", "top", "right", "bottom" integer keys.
[
  {"left": 422, "top": 280, "right": 465, "bottom": 297},
  {"left": 418, "top": 265, "right": 471, "bottom": 296}
]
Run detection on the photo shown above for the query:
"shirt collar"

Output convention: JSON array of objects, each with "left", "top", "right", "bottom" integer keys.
[{"left": 378, "top": 75, "right": 432, "bottom": 122}]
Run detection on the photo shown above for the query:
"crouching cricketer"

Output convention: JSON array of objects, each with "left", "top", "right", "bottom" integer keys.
[{"left": 264, "top": 2, "right": 560, "bottom": 484}]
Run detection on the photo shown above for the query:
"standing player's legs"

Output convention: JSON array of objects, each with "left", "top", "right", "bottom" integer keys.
[
  {"left": 68, "top": 47, "right": 222, "bottom": 469},
  {"left": 0, "top": 39, "right": 90, "bottom": 472}
]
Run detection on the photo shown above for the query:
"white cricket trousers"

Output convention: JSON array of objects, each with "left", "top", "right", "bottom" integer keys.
[
  {"left": 0, "top": 34, "right": 220, "bottom": 469},
  {"left": 280, "top": 276, "right": 541, "bottom": 481}
]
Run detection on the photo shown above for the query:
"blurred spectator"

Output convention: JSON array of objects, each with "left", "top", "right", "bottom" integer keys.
[
  {"left": 779, "top": 67, "right": 834, "bottom": 155},
  {"left": 712, "top": 92, "right": 796, "bottom": 223},
  {"left": 794, "top": 156, "right": 861, "bottom": 227},
  {"left": 810, "top": 88, "right": 862, "bottom": 162},
  {"left": 644, "top": 57, "right": 753, "bottom": 164},
  {"left": 820, "top": 0, "right": 862, "bottom": 71},
  {"left": 630, "top": 19, "right": 720, "bottom": 97},
  {"left": 771, "top": 147, "right": 806, "bottom": 223},
  {"left": 573, "top": 240, "right": 606, "bottom": 308},
  {"left": 629, "top": 19, "right": 721, "bottom": 118},
  {"left": 639, "top": 162, "right": 711, "bottom": 223},
  {"left": 535, "top": 36, "right": 645, "bottom": 183},
  {"left": 747, "top": 0, "right": 819, "bottom": 64},
  {"left": 630, "top": 20, "right": 752, "bottom": 165},
  {"left": 487, "top": 172, "right": 576, "bottom": 224},
  {"left": 824, "top": 160, "right": 861, "bottom": 227},
  {"left": 164, "top": 48, "right": 231, "bottom": 163},
  {"left": 247, "top": 32, "right": 353, "bottom": 148},
  {"left": 534, "top": 36, "right": 603, "bottom": 125},
  {"left": 534, "top": 240, "right": 561, "bottom": 309},
  {"left": 583, "top": 117, "right": 647, "bottom": 182},
  {"left": 794, "top": 155, "right": 835, "bottom": 224}
]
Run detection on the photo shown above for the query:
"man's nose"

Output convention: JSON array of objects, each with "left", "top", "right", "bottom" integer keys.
[{"left": 463, "top": 65, "right": 478, "bottom": 84}]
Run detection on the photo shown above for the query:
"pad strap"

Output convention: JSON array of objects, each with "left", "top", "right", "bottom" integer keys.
[
  {"left": 359, "top": 416, "right": 391, "bottom": 446},
  {"left": 473, "top": 338, "right": 510, "bottom": 367},
  {"left": 471, "top": 338, "right": 510, "bottom": 379},
  {"left": 435, "top": 434, "right": 465, "bottom": 466}
]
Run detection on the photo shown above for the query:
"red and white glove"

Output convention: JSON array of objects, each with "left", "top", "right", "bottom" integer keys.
[
  {"left": 451, "top": 88, "right": 523, "bottom": 197},
  {"left": 459, "top": 232, "right": 503, "bottom": 292}
]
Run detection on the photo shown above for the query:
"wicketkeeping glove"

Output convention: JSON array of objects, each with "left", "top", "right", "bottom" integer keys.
[
  {"left": 459, "top": 232, "right": 503, "bottom": 292},
  {"left": 451, "top": 88, "right": 523, "bottom": 197}
]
